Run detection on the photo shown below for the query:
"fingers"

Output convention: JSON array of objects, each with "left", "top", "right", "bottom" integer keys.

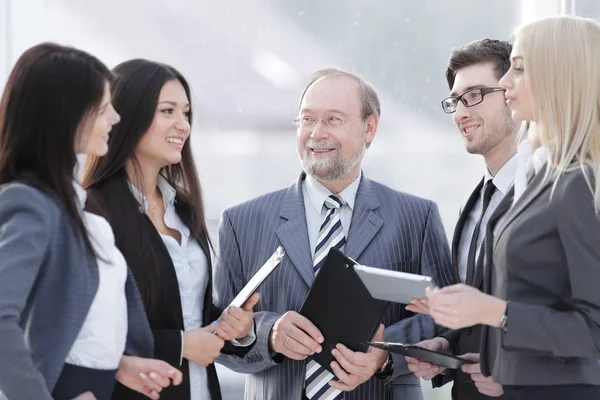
[
  {"left": 332, "top": 347, "right": 364, "bottom": 376},
  {"left": 459, "top": 352, "right": 480, "bottom": 362},
  {"left": 283, "top": 334, "right": 316, "bottom": 357},
  {"left": 474, "top": 379, "right": 504, "bottom": 397},
  {"left": 147, "top": 360, "right": 183, "bottom": 386},
  {"left": 407, "top": 298, "right": 430, "bottom": 315},
  {"left": 329, "top": 361, "right": 357, "bottom": 391},
  {"left": 291, "top": 313, "right": 324, "bottom": 344},
  {"left": 215, "top": 319, "right": 237, "bottom": 341},
  {"left": 459, "top": 354, "right": 481, "bottom": 374},
  {"left": 139, "top": 372, "right": 164, "bottom": 394},
  {"left": 335, "top": 344, "right": 368, "bottom": 368},
  {"left": 71, "top": 392, "right": 97, "bottom": 400},
  {"left": 204, "top": 324, "right": 217, "bottom": 334},
  {"left": 242, "top": 292, "right": 260, "bottom": 311}
]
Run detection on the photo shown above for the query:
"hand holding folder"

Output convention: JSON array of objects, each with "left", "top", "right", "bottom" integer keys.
[{"left": 298, "top": 249, "right": 389, "bottom": 374}]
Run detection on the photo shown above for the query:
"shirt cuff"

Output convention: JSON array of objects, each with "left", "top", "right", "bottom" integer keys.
[
  {"left": 230, "top": 322, "right": 257, "bottom": 347},
  {"left": 179, "top": 331, "right": 184, "bottom": 366}
]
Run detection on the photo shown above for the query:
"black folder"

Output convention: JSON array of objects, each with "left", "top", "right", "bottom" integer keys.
[
  {"left": 298, "top": 248, "right": 389, "bottom": 374},
  {"left": 365, "top": 341, "right": 474, "bottom": 369}
]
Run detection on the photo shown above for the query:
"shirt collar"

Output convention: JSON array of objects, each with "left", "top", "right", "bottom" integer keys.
[
  {"left": 484, "top": 153, "right": 519, "bottom": 196},
  {"left": 304, "top": 171, "right": 361, "bottom": 214},
  {"left": 128, "top": 175, "right": 177, "bottom": 213},
  {"left": 515, "top": 138, "right": 548, "bottom": 176}
]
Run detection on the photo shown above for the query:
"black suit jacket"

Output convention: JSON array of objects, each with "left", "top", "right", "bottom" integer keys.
[
  {"left": 88, "top": 177, "right": 252, "bottom": 400},
  {"left": 433, "top": 178, "right": 505, "bottom": 400}
]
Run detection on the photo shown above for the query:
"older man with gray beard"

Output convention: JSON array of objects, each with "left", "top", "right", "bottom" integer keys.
[{"left": 213, "top": 68, "right": 455, "bottom": 400}]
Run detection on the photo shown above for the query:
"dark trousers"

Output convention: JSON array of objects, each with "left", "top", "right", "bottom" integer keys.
[
  {"left": 503, "top": 384, "right": 600, "bottom": 400},
  {"left": 52, "top": 363, "right": 117, "bottom": 400}
]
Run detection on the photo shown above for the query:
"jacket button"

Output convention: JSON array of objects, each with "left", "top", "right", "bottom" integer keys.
[{"left": 462, "top": 328, "right": 471, "bottom": 335}]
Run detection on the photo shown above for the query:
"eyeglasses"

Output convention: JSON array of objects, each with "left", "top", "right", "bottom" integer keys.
[
  {"left": 292, "top": 115, "right": 363, "bottom": 130},
  {"left": 441, "top": 87, "right": 506, "bottom": 114}
]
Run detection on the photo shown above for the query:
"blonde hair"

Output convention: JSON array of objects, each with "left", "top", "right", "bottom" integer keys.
[{"left": 516, "top": 16, "right": 600, "bottom": 211}]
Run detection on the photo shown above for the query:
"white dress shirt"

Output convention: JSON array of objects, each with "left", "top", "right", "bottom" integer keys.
[
  {"left": 65, "top": 182, "right": 128, "bottom": 370},
  {"left": 302, "top": 172, "right": 361, "bottom": 255},
  {"left": 513, "top": 138, "right": 548, "bottom": 204},
  {"left": 456, "top": 155, "right": 518, "bottom": 283},
  {"left": 131, "top": 177, "right": 254, "bottom": 399}
]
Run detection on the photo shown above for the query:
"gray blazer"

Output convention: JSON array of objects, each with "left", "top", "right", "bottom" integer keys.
[
  {"left": 0, "top": 183, "right": 153, "bottom": 400},
  {"left": 482, "top": 166, "right": 600, "bottom": 386},
  {"left": 213, "top": 173, "right": 454, "bottom": 400}
]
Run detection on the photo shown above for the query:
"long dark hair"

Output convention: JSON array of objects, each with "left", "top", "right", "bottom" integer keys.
[
  {"left": 82, "top": 59, "right": 210, "bottom": 314},
  {"left": 0, "top": 42, "right": 112, "bottom": 251}
]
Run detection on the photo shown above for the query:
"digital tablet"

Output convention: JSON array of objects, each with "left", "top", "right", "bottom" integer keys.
[
  {"left": 354, "top": 264, "right": 434, "bottom": 305},
  {"left": 366, "top": 341, "right": 474, "bottom": 369}
]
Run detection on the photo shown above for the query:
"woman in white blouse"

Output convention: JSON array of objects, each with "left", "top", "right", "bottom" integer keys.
[
  {"left": 83, "top": 59, "right": 258, "bottom": 400},
  {"left": 0, "top": 44, "right": 182, "bottom": 400}
]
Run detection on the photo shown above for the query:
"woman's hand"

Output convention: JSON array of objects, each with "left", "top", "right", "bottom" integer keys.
[
  {"left": 215, "top": 293, "right": 260, "bottom": 341},
  {"left": 183, "top": 325, "right": 225, "bottom": 366},
  {"left": 116, "top": 355, "right": 182, "bottom": 399},
  {"left": 426, "top": 284, "right": 507, "bottom": 330}
]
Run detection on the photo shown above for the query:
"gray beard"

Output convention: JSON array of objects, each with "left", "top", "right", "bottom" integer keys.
[{"left": 300, "top": 144, "right": 365, "bottom": 180}]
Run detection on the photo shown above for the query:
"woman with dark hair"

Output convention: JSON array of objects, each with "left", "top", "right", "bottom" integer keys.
[
  {"left": 83, "top": 59, "right": 258, "bottom": 400},
  {"left": 0, "top": 44, "right": 183, "bottom": 400}
]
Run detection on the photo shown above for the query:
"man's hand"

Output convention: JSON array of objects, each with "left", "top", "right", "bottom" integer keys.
[
  {"left": 116, "top": 355, "right": 183, "bottom": 399},
  {"left": 329, "top": 324, "right": 388, "bottom": 392},
  {"left": 405, "top": 337, "right": 450, "bottom": 380},
  {"left": 183, "top": 325, "right": 225, "bottom": 366},
  {"left": 460, "top": 353, "right": 504, "bottom": 397},
  {"left": 216, "top": 292, "right": 260, "bottom": 340},
  {"left": 269, "top": 311, "right": 323, "bottom": 360}
]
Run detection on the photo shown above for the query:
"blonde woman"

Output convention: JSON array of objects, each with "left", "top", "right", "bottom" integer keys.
[{"left": 423, "top": 16, "right": 600, "bottom": 400}]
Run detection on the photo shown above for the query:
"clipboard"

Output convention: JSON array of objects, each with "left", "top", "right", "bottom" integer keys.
[
  {"left": 365, "top": 341, "right": 474, "bottom": 369},
  {"left": 298, "top": 248, "right": 389, "bottom": 374}
]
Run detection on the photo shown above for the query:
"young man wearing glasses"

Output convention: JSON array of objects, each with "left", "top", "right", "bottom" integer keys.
[
  {"left": 213, "top": 68, "right": 455, "bottom": 400},
  {"left": 406, "top": 39, "right": 521, "bottom": 399}
]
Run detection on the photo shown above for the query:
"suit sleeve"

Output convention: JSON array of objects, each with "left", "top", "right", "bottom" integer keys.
[
  {"left": 501, "top": 174, "right": 600, "bottom": 357},
  {"left": 213, "top": 210, "right": 282, "bottom": 374},
  {"left": 0, "top": 186, "right": 54, "bottom": 400},
  {"left": 384, "top": 201, "right": 455, "bottom": 381}
]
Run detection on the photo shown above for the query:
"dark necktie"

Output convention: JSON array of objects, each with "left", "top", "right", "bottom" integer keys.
[{"left": 466, "top": 180, "right": 496, "bottom": 284}]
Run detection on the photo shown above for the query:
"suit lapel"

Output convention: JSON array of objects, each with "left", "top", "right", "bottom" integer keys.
[
  {"left": 494, "top": 165, "right": 552, "bottom": 246},
  {"left": 452, "top": 179, "right": 484, "bottom": 284},
  {"left": 345, "top": 176, "right": 382, "bottom": 261},
  {"left": 275, "top": 174, "right": 315, "bottom": 288}
]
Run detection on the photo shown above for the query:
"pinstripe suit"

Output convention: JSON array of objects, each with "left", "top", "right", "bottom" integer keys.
[{"left": 214, "top": 173, "right": 454, "bottom": 400}]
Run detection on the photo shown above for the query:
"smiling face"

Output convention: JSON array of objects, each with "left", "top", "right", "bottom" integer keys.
[
  {"left": 78, "top": 83, "right": 120, "bottom": 156},
  {"left": 134, "top": 79, "right": 191, "bottom": 170},
  {"left": 296, "top": 75, "right": 377, "bottom": 182},
  {"left": 450, "top": 62, "right": 516, "bottom": 157},
  {"left": 499, "top": 38, "right": 535, "bottom": 122}
]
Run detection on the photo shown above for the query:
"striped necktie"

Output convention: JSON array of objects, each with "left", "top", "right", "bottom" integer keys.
[{"left": 305, "top": 195, "right": 345, "bottom": 400}]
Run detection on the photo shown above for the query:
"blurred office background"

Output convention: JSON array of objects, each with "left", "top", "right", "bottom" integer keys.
[{"left": 1, "top": 0, "right": 599, "bottom": 398}]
